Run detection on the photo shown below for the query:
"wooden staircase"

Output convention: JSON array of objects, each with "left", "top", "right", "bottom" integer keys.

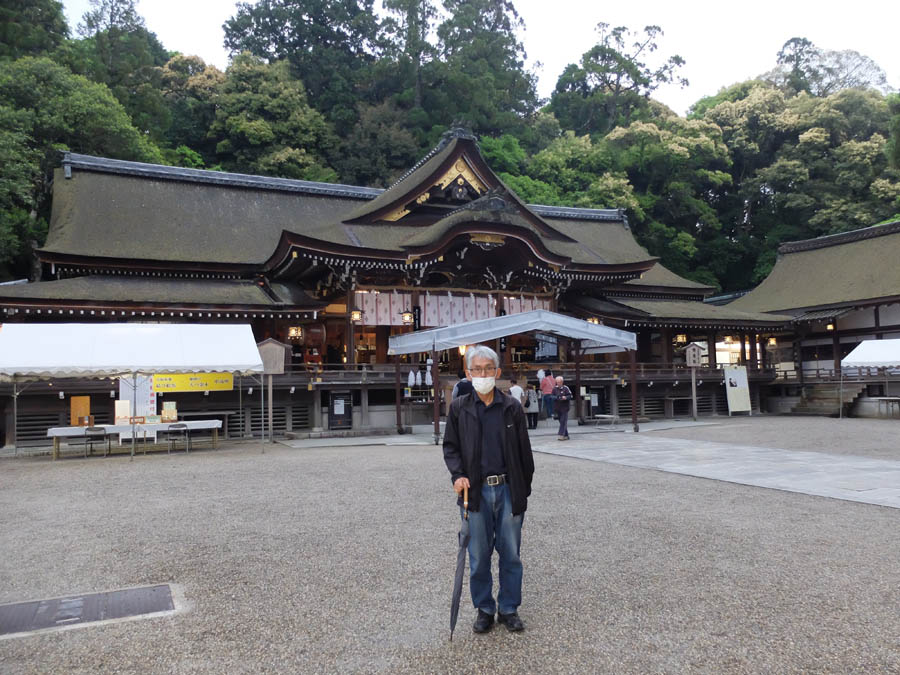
[{"left": 790, "top": 383, "right": 867, "bottom": 417}]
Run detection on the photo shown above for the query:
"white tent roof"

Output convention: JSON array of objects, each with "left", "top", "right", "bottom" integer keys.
[
  {"left": 388, "top": 309, "right": 636, "bottom": 355},
  {"left": 841, "top": 338, "right": 900, "bottom": 368},
  {"left": 0, "top": 323, "right": 264, "bottom": 380}
]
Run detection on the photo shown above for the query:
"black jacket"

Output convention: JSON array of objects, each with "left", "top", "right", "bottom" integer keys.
[{"left": 442, "top": 389, "right": 535, "bottom": 515}]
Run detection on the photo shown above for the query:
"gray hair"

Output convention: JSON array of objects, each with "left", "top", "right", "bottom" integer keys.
[{"left": 465, "top": 344, "right": 499, "bottom": 369}]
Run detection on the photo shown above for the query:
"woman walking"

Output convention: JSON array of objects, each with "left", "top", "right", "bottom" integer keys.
[{"left": 524, "top": 384, "right": 540, "bottom": 430}]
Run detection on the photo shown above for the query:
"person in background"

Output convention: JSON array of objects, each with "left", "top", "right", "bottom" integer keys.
[
  {"left": 452, "top": 369, "right": 473, "bottom": 399},
  {"left": 540, "top": 369, "right": 556, "bottom": 420},
  {"left": 524, "top": 383, "right": 540, "bottom": 430},
  {"left": 553, "top": 375, "right": 573, "bottom": 440},
  {"left": 508, "top": 377, "right": 524, "bottom": 405}
]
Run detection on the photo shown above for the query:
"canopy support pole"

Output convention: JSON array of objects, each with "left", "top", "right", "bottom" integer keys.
[
  {"left": 12, "top": 377, "right": 18, "bottom": 456},
  {"left": 267, "top": 373, "right": 273, "bottom": 447},
  {"left": 432, "top": 348, "right": 440, "bottom": 445},
  {"left": 395, "top": 355, "right": 403, "bottom": 434},
  {"left": 629, "top": 350, "right": 639, "bottom": 432},
  {"left": 575, "top": 340, "right": 583, "bottom": 424},
  {"left": 130, "top": 371, "right": 137, "bottom": 460}
]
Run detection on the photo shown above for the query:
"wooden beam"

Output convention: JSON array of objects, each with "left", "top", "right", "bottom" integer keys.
[{"left": 629, "top": 350, "right": 639, "bottom": 433}]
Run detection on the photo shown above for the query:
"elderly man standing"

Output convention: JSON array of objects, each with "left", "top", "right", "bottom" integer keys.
[
  {"left": 443, "top": 344, "right": 535, "bottom": 634},
  {"left": 552, "top": 375, "right": 573, "bottom": 440}
]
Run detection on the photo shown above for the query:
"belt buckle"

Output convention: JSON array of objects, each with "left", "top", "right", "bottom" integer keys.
[{"left": 486, "top": 474, "right": 501, "bottom": 486}]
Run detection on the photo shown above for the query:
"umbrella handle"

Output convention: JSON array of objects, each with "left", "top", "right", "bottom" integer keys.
[{"left": 463, "top": 485, "right": 468, "bottom": 519}]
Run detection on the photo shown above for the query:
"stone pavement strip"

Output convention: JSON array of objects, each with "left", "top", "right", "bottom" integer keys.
[{"left": 534, "top": 433, "right": 900, "bottom": 509}]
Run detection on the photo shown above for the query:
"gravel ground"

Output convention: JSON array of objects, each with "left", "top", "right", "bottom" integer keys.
[
  {"left": 651, "top": 416, "right": 900, "bottom": 461},
  {"left": 1, "top": 434, "right": 899, "bottom": 674}
]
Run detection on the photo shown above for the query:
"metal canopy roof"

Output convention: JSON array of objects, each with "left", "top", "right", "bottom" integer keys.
[
  {"left": 841, "top": 339, "right": 900, "bottom": 368},
  {"left": 0, "top": 323, "right": 264, "bottom": 381},
  {"left": 387, "top": 309, "right": 636, "bottom": 355}
]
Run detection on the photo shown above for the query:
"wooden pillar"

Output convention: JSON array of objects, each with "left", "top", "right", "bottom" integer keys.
[
  {"left": 375, "top": 326, "right": 389, "bottom": 364},
  {"left": 749, "top": 331, "right": 758, "bottom": 370},
  {"left": 410, "top": 291, "right": 420, "bottom": 364},
  {"left": 760, "top": 337, "right": 768, "bottom": 370},
  {"left": 707, "top": 331, "right": 717, "bottom": 369},
  {"left": 738, "top": 332, "right": 747, "bottom": 365},
  {"left": 574, "top": 340, "right": 582, "bottom": 423},
  {"left": 637, "top": 330, "right": 653, "bottom": 362},
  {"left": 629, "top": 349, "right": 639, "bottom": 432},
  {"left": 361, "top": 385, "right": 369, "bottom": 428},
  {"left": 832, "top": 329, "right": 840, "bottom": 374},
  {"left": 875, "top": 305, "right": 882, "bottom": 339},
  {"left": 346, "top": 319, "right": 355, "bottom": 365},
  {"left": 312, "top": 387, "right": 323, "bottom": 431},
  {"left": 661, "top": 327, "right": 673, "bottom": 364}
]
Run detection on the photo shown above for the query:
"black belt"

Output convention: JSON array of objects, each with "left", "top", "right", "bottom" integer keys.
[{"left": 484, "top": 474, "right": 506, "bottom": 486}]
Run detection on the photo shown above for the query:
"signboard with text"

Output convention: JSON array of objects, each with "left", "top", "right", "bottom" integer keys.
[{"left": 151, "top": 373, "right": 234, "bottom": 392}]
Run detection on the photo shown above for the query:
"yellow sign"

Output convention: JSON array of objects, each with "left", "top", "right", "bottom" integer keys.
[{"left": 152, "top": 373, "right": 234, "bottom": 392}]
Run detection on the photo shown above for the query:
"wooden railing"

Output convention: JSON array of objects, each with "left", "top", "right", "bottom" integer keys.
[
  {"left": 278, "top": 361, "right": 778, "bottom": 384},
  {"left": 773, "top": 366, "right": 900, "bottom": 382}
]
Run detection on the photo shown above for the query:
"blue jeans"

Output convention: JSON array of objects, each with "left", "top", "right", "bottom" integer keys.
[
  {"left": 557, "top": 406, "right": 569, "bottom": 437},
  {"left": 542, "top": 394, "right": 555, "bottom": 418},
  {"left": 464, "top": 482, "right": 524, "bottom": 615}
]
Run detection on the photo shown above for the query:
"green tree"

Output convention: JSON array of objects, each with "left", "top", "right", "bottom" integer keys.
[
  {"left": 76, "top": 0, "right": 172, "bottom": 141},
  {"left": 209, "top": 53, "right": 338, "bottom": 181},
  {"left": 382, "top": 0, "right": 437, "bottom": 110},
  {"left": 767, "top": 37, "right": 890, "bottom": 97},
  {"left": 549, "top": 23, "right": 687, "bottom": 136},
  {"left": 426, "top": 0, "right": 538, "bottom": 138},
  {"left": 0, "top": 56, "right": 160, "bottom": 279},
  {"left": 700, "top": 83, "right": 899, "bottom": 288},
  {"left": 333, "top": 100, "right": 420, "bottom": 186},
  {"left": 887, "top": 93, "right": 900, "bottom": 169},
  {"left": 0, "top": 0, "right": 68, "bottom": 61},
  {"left": 160, "top": 54, "right": 224, "bottom": 163},
  {"left": 223, "top": 0, "right": 381, "bottom": 133}
]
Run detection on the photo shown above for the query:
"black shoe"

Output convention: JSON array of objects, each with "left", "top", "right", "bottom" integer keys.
[
  {"left": 498, "top": 612, "right": 525, "bottom": 632},
  {"left": 473, "top": 609, "right": 495, "bottom": 633}
]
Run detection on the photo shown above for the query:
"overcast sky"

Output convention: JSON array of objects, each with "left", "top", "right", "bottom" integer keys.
[{"left": 64, "top": 0, "right": 899, "bottom": 116}]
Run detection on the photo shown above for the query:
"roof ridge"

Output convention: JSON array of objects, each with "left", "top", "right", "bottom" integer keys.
[
  {"left": 62, "top": 153, "right": 383, "bottom": 200},
  {"left": 778, "top": 220, "right": 900, "bottom": 254},
  {"left": 62, "top": 152, "right": 632, "bottom": 224},
  {"left": 385, "top": 126, "right": 476, "bottom": 189}
]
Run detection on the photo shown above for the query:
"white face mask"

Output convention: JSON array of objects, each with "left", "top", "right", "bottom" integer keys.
[{"left": 471, "top": 377, "right": 496, "bottom": 395}]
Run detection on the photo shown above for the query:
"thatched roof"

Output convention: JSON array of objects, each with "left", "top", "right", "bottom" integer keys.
[{"left": 730, "top": 221, "right": 900, "bottom": 313}]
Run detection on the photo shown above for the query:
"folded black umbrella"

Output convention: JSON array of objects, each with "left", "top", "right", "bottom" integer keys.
[{"left": 449, "top": 485, "right": 469, "bottom": 641}]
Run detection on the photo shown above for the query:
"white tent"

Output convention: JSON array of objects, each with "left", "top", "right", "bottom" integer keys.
[
  {"left": 0, "top": 323, "right": 264, "bottom": 380},
  {"left": 388, "top": 309, "right": 636, "bottom": 355},
  {"left": 841, "top": 339, "right": 900, "bottom": 368},
  {"left": 388, "top": 309, "right": 640, "bottom": 441},
  {"left": 0, "top": 323, "right": 264, "bottom": 454},
  {"left": 838, "top": 338, "right": 900, "bottom": 419}
]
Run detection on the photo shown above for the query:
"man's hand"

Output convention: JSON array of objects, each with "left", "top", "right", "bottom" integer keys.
[{"left": 453, "top": 477, "right": 470, "bottom": 495}]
